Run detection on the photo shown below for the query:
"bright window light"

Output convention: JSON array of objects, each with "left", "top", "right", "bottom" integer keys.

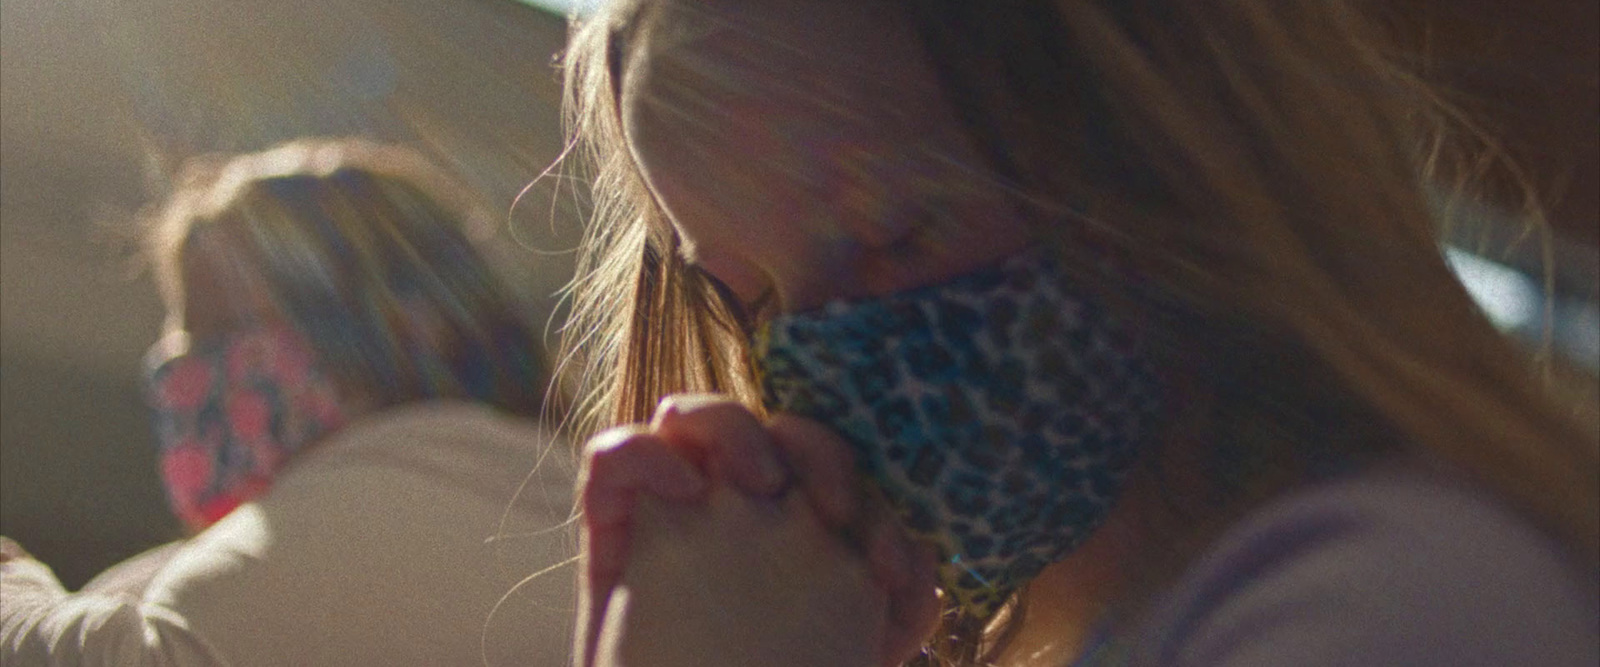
[
  {"left": 513, "top": 0, "right": 601, "bottom": 16},
  {"left": 1444, "top": 247, "right": 1541, "bottom": 331}
]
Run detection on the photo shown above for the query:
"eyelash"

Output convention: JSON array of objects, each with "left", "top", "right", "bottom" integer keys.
[{"left": 695, "top": 267, "right": 773, "bottom": 335}]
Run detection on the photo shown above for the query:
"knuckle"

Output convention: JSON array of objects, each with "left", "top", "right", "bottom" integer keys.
[
  {"left": 584, "top": 425, "right": 643, "bottom": 455},
  {"left": 659, "top": 394, "right": 754, "bottom": 427},
  {"left": 653, "top": 393, "right": 738, "bottom": 422},
  {"left": 582, "top": 444, "right": 643, "bottom": 488},
  {"left": 584, "top": 426, "right": 661, "bottom": 465}
]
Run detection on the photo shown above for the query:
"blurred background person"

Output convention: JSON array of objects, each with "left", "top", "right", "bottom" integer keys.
[
  {"left": 0, "top": 0, "right": 585, "bottom": 596},
  {"left": 1, "top": 138, "right": 576, "bottom": 666}
]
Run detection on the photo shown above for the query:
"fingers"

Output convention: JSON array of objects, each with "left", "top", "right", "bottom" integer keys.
[
  {"left": 857, "top": 494, "right": 938, "bottom": 666},
  {"left": 580, "top": 426, "right": 707, "bottom": 595},
  {"left": 767, "top": 413, "right": 861, "bottom": 528},
  {"left": 582, "top": 426, "right": 708, "bottom": 527},
  {"left": 574, "top": 546, "right": 612, "bottom": 667},
  {"left": 589, "top": 586, "right": 631, "bottom": 667},
  {"left": 769, "top": 411, "right": 940, "bottom": 664},
  {"left": 882, "top": 540, "right": 942, "bottom": 667},
  {"left": 650, "top": 400, "right": 860, "bottom": 528},
  {"left": 581, "top": 401, "right": 932, "bottom": 666},
  {"left": 864, "top": 505, "right": 914, "bottom": 593},
  {"left": 776, "top": 486, "right": 938, "bottom": 667},
  {"left": 579, "top": 427, "right": 708, "bottom": 667},
  {"left": 652, "top": 394, "right": 788, "bottom": 496}
]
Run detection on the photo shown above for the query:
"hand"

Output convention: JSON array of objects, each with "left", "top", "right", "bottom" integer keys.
[
  {"left": 766, "top": 413, "right": 944, "bottom": 666},
  {"left": 577, "top": 395, "right": 938, "bottom": 667},
  {"left": 0, "top": 536, "right": 34, "bottom": 564},
  {"left": 577, "top": 424, "right": 710, "bottom": 666},
  {"left": 598, "top": 486, "right": 891, "bottom": 667}
]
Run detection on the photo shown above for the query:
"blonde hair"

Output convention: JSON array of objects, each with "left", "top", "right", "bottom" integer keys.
[
  {"left": 559, "top": 1, "right": 1598, "bottom": 664},
  {"left": 145, "top": 138, "right": 548, "bottom": 417}
]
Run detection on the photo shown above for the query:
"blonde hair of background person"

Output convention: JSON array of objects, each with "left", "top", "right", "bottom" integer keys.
[
  {"left": 554, "top": 0, "right": 1599, "bottom": 665},
  {"left": 1, "top": 138, "right": 577, "bottom": 666},
  {"left": 144, "top": 138, "right": 545, "bottom": 417}
]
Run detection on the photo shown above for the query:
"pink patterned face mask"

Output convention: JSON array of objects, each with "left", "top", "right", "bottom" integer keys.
[{"left": 144, "top": 326, "right": 345, "bottom": 531}]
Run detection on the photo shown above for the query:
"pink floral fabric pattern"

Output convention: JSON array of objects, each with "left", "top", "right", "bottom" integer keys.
[{"left": 146, "top": 326, "right": 345, "bottom": 531}]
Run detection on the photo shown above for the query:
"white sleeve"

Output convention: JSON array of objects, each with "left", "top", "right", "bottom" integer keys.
[{"left": 1, "top": 557, "right": 230, "bottom": 667}]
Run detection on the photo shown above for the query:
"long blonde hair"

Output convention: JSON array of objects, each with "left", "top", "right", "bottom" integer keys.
[{"left": 558, "top": 1, "right": 1598, "bottom": 664}]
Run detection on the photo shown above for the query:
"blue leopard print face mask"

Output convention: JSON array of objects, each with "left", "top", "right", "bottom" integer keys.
[{"left": 753, "top": 249, "right": 1164, "bottom": 617}]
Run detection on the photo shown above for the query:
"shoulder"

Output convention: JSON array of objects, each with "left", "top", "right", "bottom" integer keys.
[
  {"left": 1127, "top": 461, "right": 1599, "bottom": 667},
  {"left": 139, "top": 400, "right": 578, "bottom": 666},
  {"left": 323, "top": 399, "right": 564, "bottom": 457},
  {"left": 282, "top": 399, "right": 576, "bottom": 492}
]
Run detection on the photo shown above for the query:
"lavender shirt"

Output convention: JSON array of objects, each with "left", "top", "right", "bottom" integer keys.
[{"left": 1107, "top": 462, "right": 1599, "bottom": 666}]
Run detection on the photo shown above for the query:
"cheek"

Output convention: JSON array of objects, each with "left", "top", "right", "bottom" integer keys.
[{"left": 624, "top": 77, "right": 847, "bottom": 297}]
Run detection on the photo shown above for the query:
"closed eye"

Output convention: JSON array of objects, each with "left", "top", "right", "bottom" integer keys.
[{"left": 693, "top": 265, "right": 773, "bottom": 336}]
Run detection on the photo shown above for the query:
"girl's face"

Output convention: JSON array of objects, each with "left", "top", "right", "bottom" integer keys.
[
  {"left": 620, "top": 0, "right": 1030, "bottom": 318},
  {"left": 616, "top": 2, "right": 1167, "bottom": 616}
]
